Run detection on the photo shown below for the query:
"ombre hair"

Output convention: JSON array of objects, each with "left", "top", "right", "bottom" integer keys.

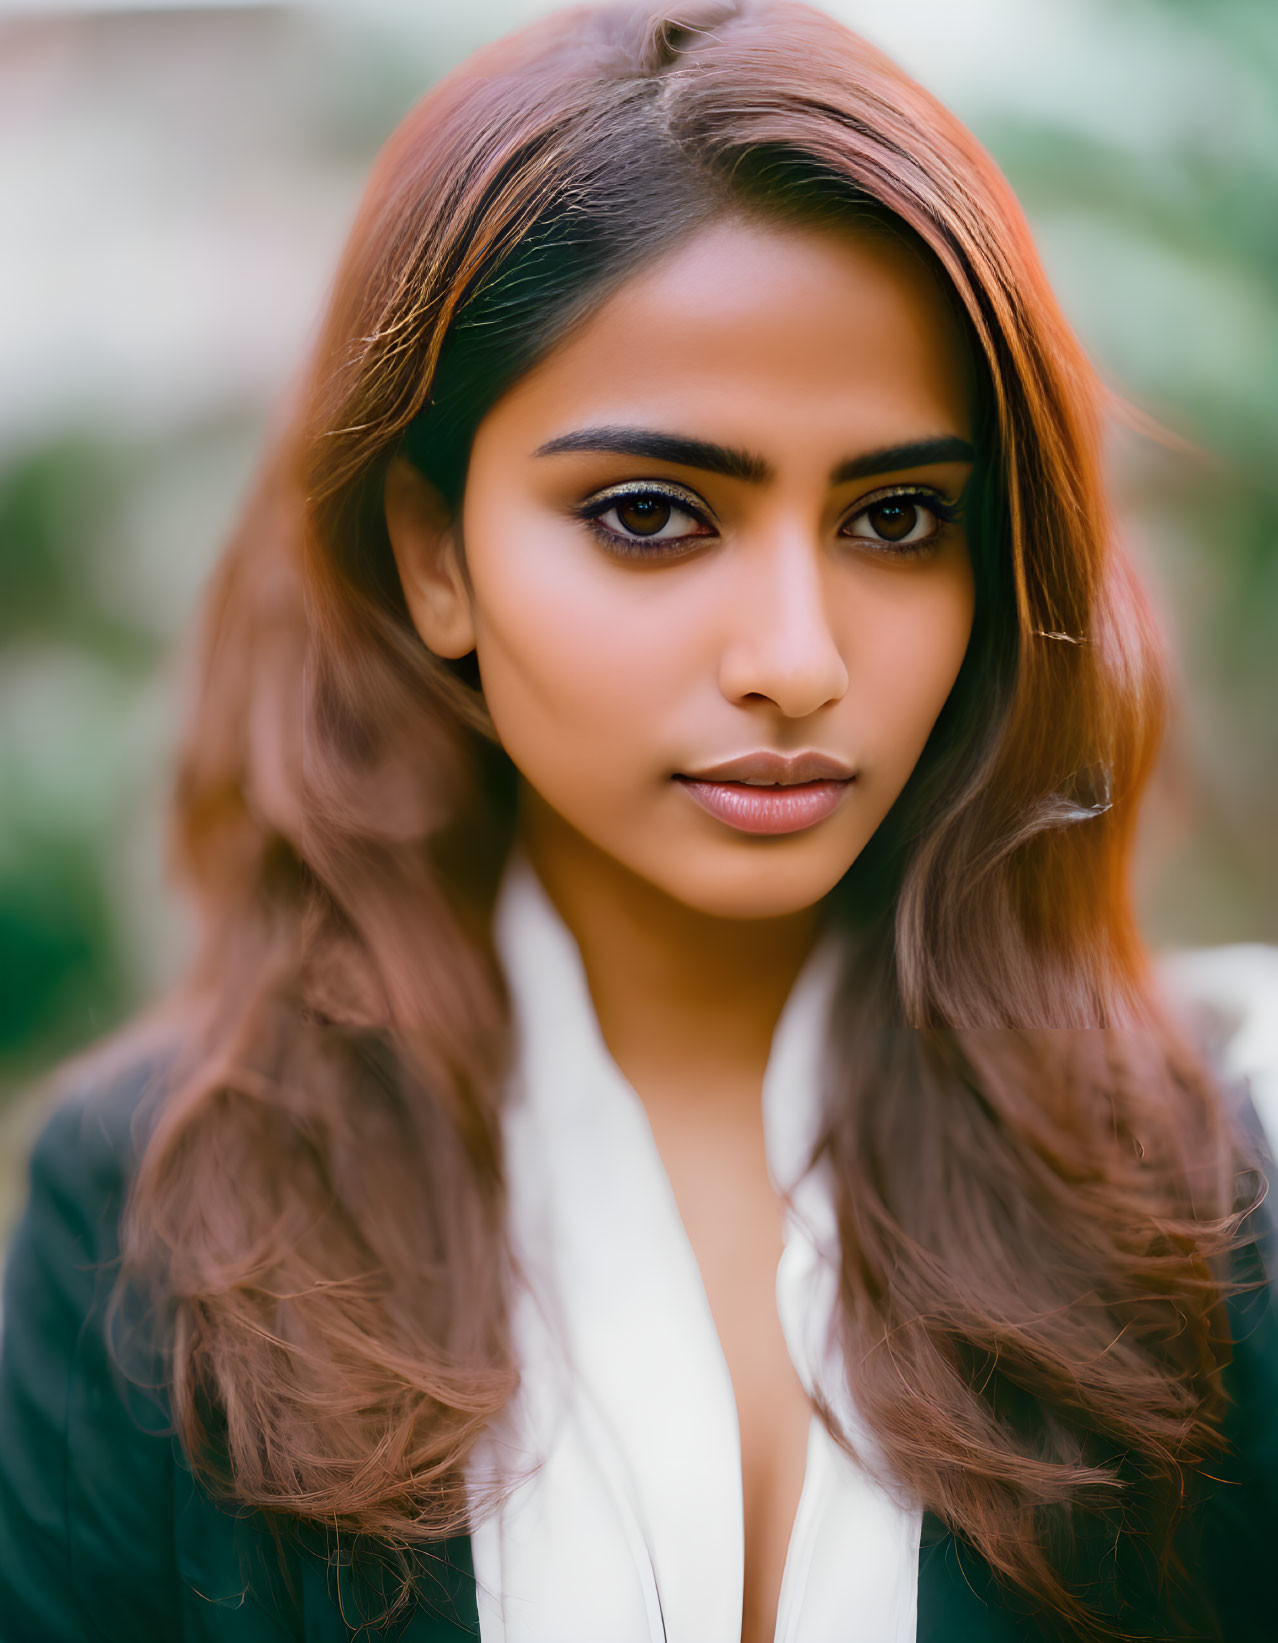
[{"left": 69, "top": 1, "right": 1262, "bottom": 1635}]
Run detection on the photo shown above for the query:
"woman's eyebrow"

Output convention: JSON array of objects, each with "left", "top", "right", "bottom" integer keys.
[{"left": 532, "top": 425, "right": 974, "bottom": 485}]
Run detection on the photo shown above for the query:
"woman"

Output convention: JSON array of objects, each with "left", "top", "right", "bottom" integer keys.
[{"left": 1, "top": 2, "right": 1274, "bottom": 1639}]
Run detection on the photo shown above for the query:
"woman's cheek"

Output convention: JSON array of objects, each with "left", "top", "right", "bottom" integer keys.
[
  {"left": 849, "top": 562, "right": 973, "bottom": 771},
  {"left": 473, "top": 561, "right": 675, "bottom": 795}
]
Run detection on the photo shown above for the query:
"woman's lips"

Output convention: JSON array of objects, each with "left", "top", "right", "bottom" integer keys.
[{"left": 674, "top": 775, "right": 854, "bottom": 835}]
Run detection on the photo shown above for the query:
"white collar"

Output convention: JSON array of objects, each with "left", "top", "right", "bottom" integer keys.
[{"left": 468, "top": 848, "right": 920, "bottom": 1643}]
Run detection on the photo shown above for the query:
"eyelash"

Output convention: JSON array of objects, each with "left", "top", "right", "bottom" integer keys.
[{"left": 573, "top": 480, "right": 963, "bottom": 560}]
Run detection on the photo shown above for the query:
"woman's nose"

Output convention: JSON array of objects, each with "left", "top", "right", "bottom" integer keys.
[{"left": 716, "top": 533, "right": 849, "bottom": 719}]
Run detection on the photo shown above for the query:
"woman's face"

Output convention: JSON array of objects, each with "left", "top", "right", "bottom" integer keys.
[{"left": 389, "top": 213, "right": 977, "bottom": 921}]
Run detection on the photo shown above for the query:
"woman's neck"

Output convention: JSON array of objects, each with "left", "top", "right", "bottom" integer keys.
[{"left": 518, "top": 801, "right": 821, "bottom": 1108}]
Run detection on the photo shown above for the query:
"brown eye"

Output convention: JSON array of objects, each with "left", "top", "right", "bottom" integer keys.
[
  {"left": 865, "top": 499, "right": 920, "bottom": 541},
  {"left": 844, "top": 487, "right": 956, "bottom": 552},
  {"left": 614, "top": 495, "right": 672, "bottom": 536},
  {"left": 577, "top": 482, "right": 716, "bottom": 556}
]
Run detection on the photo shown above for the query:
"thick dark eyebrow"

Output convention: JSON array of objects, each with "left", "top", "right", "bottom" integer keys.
[{"left": 532, "top": 425, "right": 975, "bottom": 486}]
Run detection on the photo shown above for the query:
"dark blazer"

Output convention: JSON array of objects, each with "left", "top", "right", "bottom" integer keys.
[{"left": 2, "top": 1051, "right": 1276, "bottom": 1643}]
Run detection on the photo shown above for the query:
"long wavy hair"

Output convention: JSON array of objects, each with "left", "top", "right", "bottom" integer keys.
[{"left": 70, "top": 1, "right": 1261, "bottom": 1635}]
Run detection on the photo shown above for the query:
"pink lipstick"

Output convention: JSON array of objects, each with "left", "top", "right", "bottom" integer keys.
[{"left": 673, "top": 751, "right": 855, "bottom": 837}]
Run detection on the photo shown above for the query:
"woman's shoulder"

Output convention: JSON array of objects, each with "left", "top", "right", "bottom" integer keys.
[
  {"left": 0, "top": 1036, "right": 175, "bottom": 1637},
  {"left": 1, "top": 1030, "right": 481, "bottom": 1643},
  {"left": 3, "top": 1020, "right": 194, "bottom": 1366},
  {"left": 16, "top": 1027, "right": 181, "bottom": 1239},
  {"left": 0, "top": 1032, "right": 302, "bottom": 1643}
]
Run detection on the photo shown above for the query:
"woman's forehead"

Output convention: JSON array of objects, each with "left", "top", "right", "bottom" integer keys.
[{"left": 473, "top": 214, "right": 975, "bottom": 477}]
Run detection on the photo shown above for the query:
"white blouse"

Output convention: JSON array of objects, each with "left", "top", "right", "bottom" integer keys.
[{"left": 467, "top": 851, "right": 923, "bottom": 1642}]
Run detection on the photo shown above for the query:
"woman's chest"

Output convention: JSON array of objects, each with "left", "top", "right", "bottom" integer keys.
[
  {"left": 645, "top": 1099, "right": 826, "bottom": 1643},
  {"left": 690, "top": 1225, "right": 818, "bottom": 1643},
  {"left": 484, "top": 868, "right": 922, "bottom": 1639}
]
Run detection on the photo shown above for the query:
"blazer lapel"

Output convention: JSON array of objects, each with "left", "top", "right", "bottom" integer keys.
[
  {"left": 915, "top": 1516, "right": 1028, "bottom": 1642},
  {"left": 307, "top": 1537, "right": 481, "bottom": 1642}
]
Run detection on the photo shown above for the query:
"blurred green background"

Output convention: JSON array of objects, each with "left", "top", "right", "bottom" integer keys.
[{"left": 1, "top": 0, "right": 1276, "bottom": 1217}]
